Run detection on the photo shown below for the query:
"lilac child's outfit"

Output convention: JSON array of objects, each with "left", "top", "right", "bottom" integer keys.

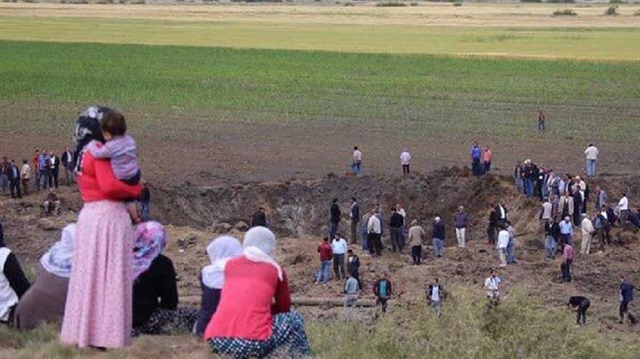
[{"left": 88, "top": 135, "right": 140, "bottom": 185}]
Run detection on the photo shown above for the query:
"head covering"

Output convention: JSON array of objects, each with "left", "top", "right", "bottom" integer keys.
[
  {"left": 40, "top": 223, "right": 77, "bottom": 278},
  {"left": 132, "top": 221, "right": 167, "bottom": 280},
  {"left": 201, "top": 236, "right": 243, "bottom": 289},
  {"left": 243, "top": 226, "right": 282, "bottom": 281},
  {"left": 435, "top": 216, "right": 441, "bottom": 222},
  {"left": 72, "top": 106, "right": 108, "bottom": 171},
  {"left": 410, "top": 219, "right": 418, "bottom": 226}
]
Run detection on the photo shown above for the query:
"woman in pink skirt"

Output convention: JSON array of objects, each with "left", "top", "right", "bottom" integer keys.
[{"left": 61, "top": 107, "right": 141, "bottom": 349}]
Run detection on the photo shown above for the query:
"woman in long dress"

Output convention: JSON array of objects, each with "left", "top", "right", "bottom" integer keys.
[{"left": 60, "top": 106, "right": 141, "bottom": 349}]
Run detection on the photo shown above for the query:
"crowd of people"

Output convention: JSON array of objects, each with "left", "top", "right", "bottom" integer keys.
[{"left": 0, "top": 106, "right": 638, "bottom": 359}]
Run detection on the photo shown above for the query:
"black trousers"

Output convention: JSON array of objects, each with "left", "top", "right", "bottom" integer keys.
[
  {"left": 411, "top": 245, "right": 422, "bottom": 265},
  {"left": 402, "top": 164, "right": 410, "bottom": 174},
  {"left": 577, "top": 299, "right": 590, "bottom": 324},
  {"left": 9, "top": 179, "right": 21, "bottom": 199},
  {"left": 377, "top": 297, "right": 389, "bottom": 313},
  {"left": 368, "top": 233, "right": 382, "bottom": 256}
]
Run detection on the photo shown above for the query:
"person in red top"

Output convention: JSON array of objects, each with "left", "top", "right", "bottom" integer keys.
[
  {"left": 205, "top": 226, "right": 311, "bottom": 358},
  {"left": 316, "top": 236, "right": 332, "bottom": 285},
  {"left": 60, "top": 107, "right": 142, "bottom": 349}
]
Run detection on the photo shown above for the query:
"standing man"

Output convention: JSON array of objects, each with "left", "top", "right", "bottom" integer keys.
[
  {"left": 351, "top": 146, "right": 362, "bottom": 176},
  {"left": 360, "top": 211, "right": 370, "bottom": 252},
  {"left": 37, "top": 150, "right": 50, "bottom": 190},
  {"left": 32, "top": 149, "right": 40, "bottom": 192},
  {"left": 396, "top": 204, "right": 407, "bottom": 250},
  {"left": 584, "top": 143, "right": 599, "bottom": 178},
  {"left": 331, "top": 233, "right": 347, "bottom": 280},
  {"left": 617, "top": 193, "right": 629, "bottom": 226},
  {"left": 9, "top": 160, "right": 22, "bottom": 199},
  {"left": 20, "top": 160, "right": 31, "bottom": 196},
  {"left": 427, "top": 278, "right": 445, "bottom": 318},
  {"left": 432, "top": 217, "right": 445, "bottom": 258},
  {"left": 350, "top": 197, "right": 360, "bottom": 245},
  {"left": 346, "top": 249, "right": 361, "bottom": 289},
  {"left": 367, "top": 209, "right": 382, "bottom": 256},
  {"left": 49, "top": 150, "right": 60, "bottom": 189},
  {"left": 487, "top": 205, "right": 498, "bottom": 246},
  {"left": 344, "top": 272, "right": 360, "bottom": 308},
  {"left": 400, "top": 149, "right": 411, "bottom": 174},
  {"left": 544, "top": 218, "right": 560, "bottom": 259},
  {"left": 495, "top": 201, "right": 508, "bottom": 228},
  {"left": 506, "top": 221, "right": 517, "bottom": 264},
  {"left": 619, "top": 275, "right": 637, "bottom": 325},
  {"left": 540, "top": 197, "right": 553, "bottom": 224},
  {"left": 454, "top": 206, "right": 469, "bottom": 248},
  {"left": 0, "top": 157, "right": 9, "bottom": 196},
  {"left": 407, "top": 219, "right": 426, "bottom": 265},
  {"left": 61, "top": 146, "right": 74, "bottom": 185},
  {"left": 497, "top": 225, "right": 509, "bottom": 267},
  {"left": 567, "top": 296, "right": 590, "bottom": 326},
  {"left": 140, "top": 180, "right": 151, "bottom": 222},
  {"left": 538, "top": 111, "right": 546, "bottom": 131},
  {"left": 250, "top": 206, "right": 267, "bottom": 228},
  {"left": 389, "top": 207, "right": 404, "bottom": 253},
  {"left": 470, "top": 142, "right": 482, "bottom": 177},
  {"left": 594, "top": 186, "right": 608, "bottom": 211},
  {"left": 315, "top": 237, "right": 332, "bottom": 285},
  {"left": 373, "top": 273, "right": 393, "bottom": 314},
  {"left": 330, "top": 198, "right": 341, "bottom": 240},
  {"left": 482, "top": 146, "right": 493, "bottom": 173},
  {"left": 561, "top": 242, "right": 574, "bottom": 282},
  {"left": 580, "top": 214, "right": 595, "bottom": 255},
  {"left": 559, "top": 216, "right": 573, "bottom": 248}
]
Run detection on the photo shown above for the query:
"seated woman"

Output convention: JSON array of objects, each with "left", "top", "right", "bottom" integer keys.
[
  {"left": 1, "top": 223, "right": 31, "bottom": 325},
  {"left": 14, "top": 224, "right": 76, "bottom": 330},
  {"left": 132, "top": 221, "right": 197, "bottom": 335},
  {"left": 194, "top": 236, "right": 243, "bottom": 336},
  {"left": 204, "top": 226, "right": 311, "bottom": 358}
]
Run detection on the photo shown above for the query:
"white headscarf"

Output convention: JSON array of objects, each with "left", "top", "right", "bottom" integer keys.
[
  {"left": 201, "top": 236, "right": 243, "bottom": 289},
  {"left": 40, "top": 223, "right": 77, "bottom": 278},
  {"left": 243, "top": 226, "right": 283, "bottom": 281}
]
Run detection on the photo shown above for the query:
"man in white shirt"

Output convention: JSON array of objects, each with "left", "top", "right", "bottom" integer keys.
[
  {"left": 540, "top": 198, "right": 552, "bottom": 223},
  {"left": 584, "top": 144, "right": 599, "bottom": 177},
  {"left": 427, "top": 278, "right": 445, "bottom": 318},
  {"left": 367, "top": 210, "right": 382, "bottom": 256},
  {"left": 351, "top": 146, "right": 363, "bottom": 177},
  {"left": 497, "top": 226, "right": 510, "bottom": 267},
  {"left": 617, "top": 193, "right": 629, "bottom": 225},
  {"left": 484, "top": 270, "right": 502, "bottom": 313},
  {"left": 331, "top": 234, "right": 348, "bottom": 280},
  {"left": 580, "top": 214, "right": 595, "bottom": 255},
  {"left": 400, "top": 149, "right": 411, "bottom": 174}
]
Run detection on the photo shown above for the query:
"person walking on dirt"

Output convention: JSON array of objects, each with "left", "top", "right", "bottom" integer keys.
[
  {"left": 470, "top": 142, "right": 482, "bottom": 177},
  {"left": 330, "top": 198, "right": 341, "bottom": 240},
  {"left": 484, "top": 270, "right": 502, "bottom": 312},
  {"left": 316, "top": 237, "right": 332, "bottom": 285},
  {"left": 594, "top": 186, "right": 608, "bottom": 211},
  {"left": 454, "top": 206, "right": 469, "bottom": 248},
  {"left": 432, "top": 217, "right": 445, "bottom": 258},
  {"left": 407, "top": 219, "right": 426, "bottom": 265},
  {"left": 561, "top": 242, "right": 574, "bottom": 282},
  {"left": 367, "top": 209, "right": 382, "bottom": 256},
  {"left": 506, "top": 221, "right": 516, "bottom": 264},
  {"left": 482, "top": 146, "right": 493, "bottom": 173},
  {"left": 514, "top": 161, "right": 524, "bottom": 193},
  {"left": 497, "top": 225, "right": 509, "bottom": 267},
  {"left": 540, "top": 197, "right": 553, "bottom": 224},
  {"left": 584, "top": 143, "right": 598, "bottom": 178},
  {"left": 346, "top": 249, "right": 361, "bottom": 288},
  {"left": 344, "top": 272, "right": 360, "bottom": 308},
  {"left": 580, "top": 213, "right": 595, "bottom": 255},
  {"left": 616, "top": 193, "right": 630, "bottom": 226},
  {"left": 619, "top": 275, "right": 637, "bottom": 325},
  {"left": 427, "top": 278, "right": 445, "bottom": 318},
  {"left": 351, "top": 146, "right": 362, "bottom": 176},
  {"left": 400, "top": 149, "right": 411, "bottom": 174},
  {"left": 331, "top": 233, "right": 347, "bottom": 280},
  {"left": 545, "top": 217, "right": 560, "bottom": 259},
  {"left": 567, "top": 296, "right": 590, "bottom": 326},
  {"left": 350, "top": 197, "right": 359, "bottom": 245},
  {"left": 559, "top": 216, "right": 573, "bottom": 248},
  {"left": 389, "top": 207, "right": 404, "bottom": 253},
  {"left": 396, "top": 204, "right": 407, "bottom": 249},
  {"left": 374, "top": 273, "right": 392, "bottom": 314}
]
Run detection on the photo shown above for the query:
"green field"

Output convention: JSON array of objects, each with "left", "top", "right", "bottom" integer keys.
[
  {"left": 1, "top": 16, "right": 639, "bottom": 61},
  {"left": 1, "top": 41, "right": 639, "bottom": 143}
]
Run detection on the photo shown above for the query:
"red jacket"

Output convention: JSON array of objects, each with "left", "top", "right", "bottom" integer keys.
[
  {"left": 204, "top": 256, "right": 291, "bottom": 341},
  {"left": 317, "top": 242, "right": 333, "bottom": 261},
  {"left": 78, "top": 151, "right": 141, "bottom": 202}
]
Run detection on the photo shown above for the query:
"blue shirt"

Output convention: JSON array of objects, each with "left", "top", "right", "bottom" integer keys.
[
  {"left": 559, "top": 221, "right": 572, "bottom": 235},
  {"left": 38, "top": 154, "right": 50, "bottom": 170},
  {"left": 471, "top": 146, "right": 481, "bottom": 159}
]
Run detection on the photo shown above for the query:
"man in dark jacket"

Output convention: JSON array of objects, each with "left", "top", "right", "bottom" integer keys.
[
  {"left": 350, "top": 197, "right": 360, "bottom": 245},
  {"left": 427, "top": 278, "right": 445, "bottom": 318},
  {"left": 487, "top": 206, "right": 498, "bottom": 246},
  {"left": 432, "top": 217, "right": 445, "bottom": 258},
  {"left": 49, "top": 151, "right": 61, "bottom": 189},
  {"left": 567, "top": 296, "right": 590, "bottom": 326},
  {"left": 374, "top": 273, "right": 393, "bottom": 314},
  {"left": 250, "top": 207, "right": 267, "bottom": 228},
  {"left": 61, "top": 146, "right": 74, "bottom": 185},
  {"left": 8, "top": 160, "right": 21, "bottom": 199},
  {"left": 389, "top": 208, "right": 404, "bottom": 253},
  {"left": 544, "top": 217, "right": 560, "bottom": 259},
  {"left": 330, "top": 198, "right": 341, "bottom": 240},
  {"left": 346, "top": 249, "right": 361, "bottom": 288},
  {"left": 619, "top": 275, "right": 637, "bottom": 325},
  {"left": 0, "top": 157, "right": 10, "bottom": 196}
]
